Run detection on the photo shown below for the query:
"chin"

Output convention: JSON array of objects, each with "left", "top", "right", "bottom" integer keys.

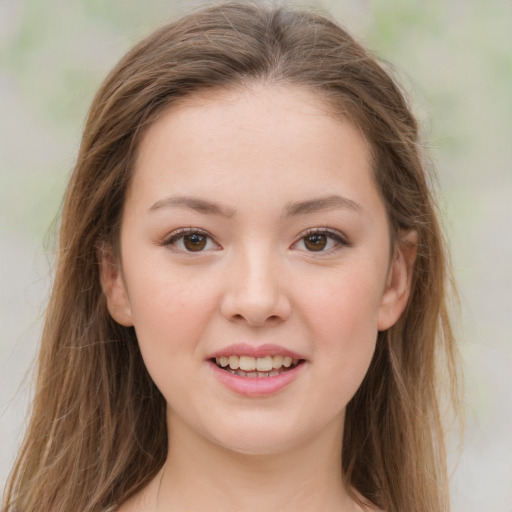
[
  {"left": 215, "top": 434, "right": 301, "bottom": 457},
  {"left": 201, "top": 410, "right": 336, "bottom": 458}
]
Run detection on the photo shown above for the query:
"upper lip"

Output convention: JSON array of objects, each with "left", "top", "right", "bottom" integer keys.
[{"left": 207, "top": 343, "right": 306, "bottom": 360}]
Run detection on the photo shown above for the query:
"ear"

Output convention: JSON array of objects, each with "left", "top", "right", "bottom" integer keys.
[
  {"left": 98, "top": 243, "right": 134, "bottom": 327},
  {"left": 377, "top": 229, "right": 418, "bottom": 331}
]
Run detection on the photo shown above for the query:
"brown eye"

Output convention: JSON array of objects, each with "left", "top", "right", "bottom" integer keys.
[
  {"left": 303, "top": 233, "right": 328, "bottom": 251},
  {"left": 292, "top": 229, "right": 348, "bottom": 253},
  {"left": 183, "top": 233, "right": 207, "bottom": 251},
  {"left": 164, "top": 230, "right": 218, "bottom": 253}
]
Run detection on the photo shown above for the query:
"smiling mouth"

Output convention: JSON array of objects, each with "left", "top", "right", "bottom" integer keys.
[{"left": 211, "top": 355, "right": 303, "bottom": 378}]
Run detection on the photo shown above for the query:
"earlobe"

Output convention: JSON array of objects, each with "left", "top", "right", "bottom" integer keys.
[
  {"left": 377, "top": 230, "right": 418, "bottom": 331},
  {"left": 98, "top": 243, "right": 134, "bottom": 327}
]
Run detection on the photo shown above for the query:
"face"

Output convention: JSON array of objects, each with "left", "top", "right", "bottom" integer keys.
[{"left": 102, "top": 85, "right": 414, "bottom": 456}]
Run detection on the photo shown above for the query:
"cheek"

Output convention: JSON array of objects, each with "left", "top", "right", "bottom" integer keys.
[
  {"left": 300, "top": 265, "right": 384, "bottom": 338},
  {"left": 128, "top": 257, "right": 218, "bottom": 322},
  {"left": 125, "top": 265, "right": 220, "bottom": 372},
  {"left": 298, "top": 266, "right": 382, "bottom": 392}
]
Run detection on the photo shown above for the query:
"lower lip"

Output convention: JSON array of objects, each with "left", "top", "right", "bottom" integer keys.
[{"left": 208, "top": 361, "right": 305, "bottom": 397}]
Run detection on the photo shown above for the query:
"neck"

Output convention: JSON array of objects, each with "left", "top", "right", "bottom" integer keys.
[{"left": 148, "top": 412, "right": 357, "bottom": 512}]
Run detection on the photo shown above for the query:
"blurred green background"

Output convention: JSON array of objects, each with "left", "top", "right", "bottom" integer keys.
[{"left": 1, "top": 0, "right": 511, "bottom": 510}]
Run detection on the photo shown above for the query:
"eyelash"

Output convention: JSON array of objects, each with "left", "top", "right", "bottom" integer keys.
[
  {"left": 161, "top": 227, "right": 349, "bottom": 254},
  {"left": 161, "top": 228, "right": 220, "bottom": 253},
  {"left": 292, "top": 228, "right": 350, "bottom": 254}
]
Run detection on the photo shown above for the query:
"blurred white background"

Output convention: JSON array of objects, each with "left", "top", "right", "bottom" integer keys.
[{"left": 1, "top": 0, "right": 511, "bottom": 510}]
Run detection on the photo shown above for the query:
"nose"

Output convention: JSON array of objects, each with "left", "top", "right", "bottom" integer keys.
[{"left": 220, "top": 246, "right": 291, "bottom": 327}]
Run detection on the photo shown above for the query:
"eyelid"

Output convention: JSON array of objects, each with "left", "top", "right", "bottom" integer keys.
[
  {"left": 160, "top": 227, "right": 349, "bottom": 254},
  {"left": 291, "top": 227, "right": 350, "bottom": 253},
  {"left": 161, "top": 227, "right": 221, "bottom": 252}
]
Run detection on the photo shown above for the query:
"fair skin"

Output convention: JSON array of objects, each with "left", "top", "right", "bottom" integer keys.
[{"left": 102, "top": 84, "right": 415, "bottom": 512}]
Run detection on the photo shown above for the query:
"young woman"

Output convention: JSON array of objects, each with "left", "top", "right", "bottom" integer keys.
[{"left": 2, "top": 2, "right": 461, "bottom": 511}]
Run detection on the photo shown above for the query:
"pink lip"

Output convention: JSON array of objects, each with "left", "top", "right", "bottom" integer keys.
[
  {"left": 206, "top": 344, "right": 308, "bottom": 397},
  {"left": 208, "top": 360, "right": 306, "bottom": 397},
  {"left": 208, "top": 343, "right": 305, "bottom": 360}
]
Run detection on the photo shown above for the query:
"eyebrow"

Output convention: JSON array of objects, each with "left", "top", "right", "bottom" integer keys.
[
  {"left": 148, "top": 193, "right": 364, "bottom": 218},
  {"left": 148, "top": 195, "right": 235, "bottom": 217},
  {"left": 283, "top": 195, "right": 365, "bottom": 217}
]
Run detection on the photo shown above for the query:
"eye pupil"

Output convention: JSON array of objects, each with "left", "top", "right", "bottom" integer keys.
[
  {"left": 305, "top": 234, "right": 327, "bottom": 251},
  {"left": 184, "top": 233, "right": 207, "bottom": 251}
]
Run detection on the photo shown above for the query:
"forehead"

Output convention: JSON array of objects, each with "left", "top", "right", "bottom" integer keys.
[
  {"left": 140, "top": 84, "right": 346, "bottom": 153},
  {"left": 128, "top": 84, "right": 381, "bottom": 219}
]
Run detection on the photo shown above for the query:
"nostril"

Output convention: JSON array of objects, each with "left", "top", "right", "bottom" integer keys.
[
  {"left": 229, "top": 312, "right": 281, "bottom": 326},
  {"left": 219, "top": 268, "right": 292, "bottom": 324}
]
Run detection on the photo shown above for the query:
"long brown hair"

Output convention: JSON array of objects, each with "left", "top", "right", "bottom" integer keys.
[{"left": 3, "top": 2, "right": 461, "bottom": 511}]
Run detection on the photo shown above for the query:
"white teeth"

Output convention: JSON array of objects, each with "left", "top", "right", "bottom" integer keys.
[
  {"left": 256, "top": 356, "right": 273, "bottom": 372},
  {"left": 272, "top": 355, "right": 283, "bottom": 368},
  {"left": 228, "top": 368, "right": 293, "bottom": 378},
  {"left": 239, "top": 356, "right": 257, "bottom": 371},
  {"left": 228, "top": 355, "right": 239, "bottom": 370},
  {"left": 215, "top": 354, "right": 301, "bottom": 374}
]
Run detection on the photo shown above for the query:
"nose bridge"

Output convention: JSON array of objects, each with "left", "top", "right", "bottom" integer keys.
[{"left": 221, "top": 241, "right": 290, "bottom": 325}]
